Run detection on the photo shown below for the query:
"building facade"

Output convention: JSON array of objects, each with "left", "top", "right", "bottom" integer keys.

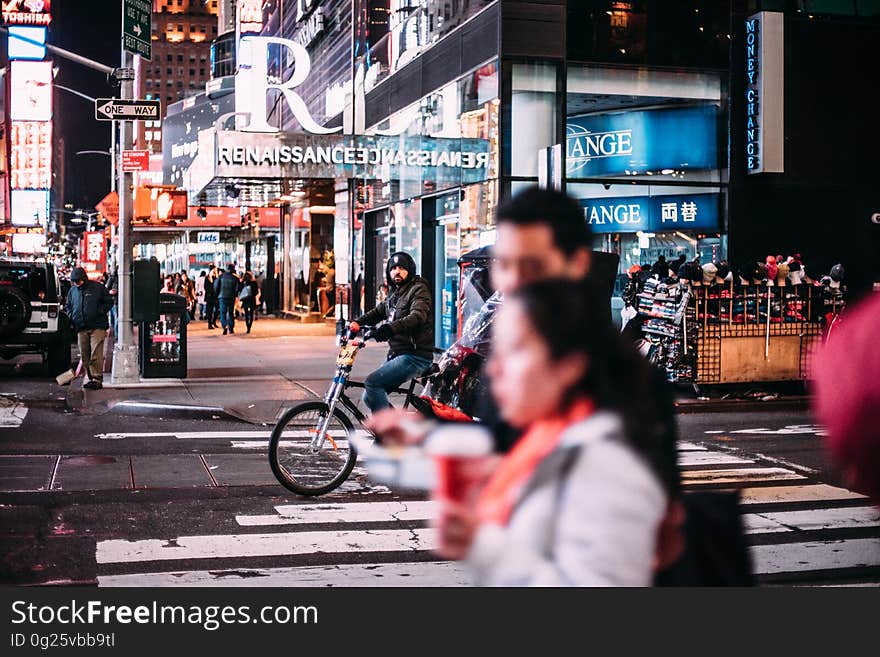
[
  {"left": 176, "top": 0, "right": 880, "bottom": 343},
  {"left": 138, "top": 0, "right": 221, "bottom": 155}
]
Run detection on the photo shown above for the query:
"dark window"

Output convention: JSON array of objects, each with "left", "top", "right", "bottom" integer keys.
[
  {"left": 177, "top": 54, "right": 183, "bottom": 62},
  {"left": 199, "top": 68, "right": 205, "bottom": 75},
  {"left": 166, "top": 67, "right": 172, "bottom": 75},
  {"left": 189, "top": 68, "right": 195, "bottom": 75},
  {"left": 566, "top": 0, "right": 731, "bottom": 68}
]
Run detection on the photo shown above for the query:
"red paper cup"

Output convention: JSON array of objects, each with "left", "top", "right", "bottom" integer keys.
[{"left": 425, "top": 426, "right": 493, "bottom": 504}]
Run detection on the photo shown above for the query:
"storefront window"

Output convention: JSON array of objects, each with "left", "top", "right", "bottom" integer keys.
[
  {"left": 566, "top": 65, "right": 726, "bottom": 184},
  {"left": 511, "top": 62, "right": 558, "bottom": 178},
  {"left": 432, "top": 179, "right": 498, "bottom": 348},
  {"left": 568, "top": 182, "right": 727, "bottom": 276}
]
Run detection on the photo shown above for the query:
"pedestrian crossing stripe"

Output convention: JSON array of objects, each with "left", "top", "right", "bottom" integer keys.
[
  {"left": 96, "top": 528, "right": 437, "bottom": 564},
  {"left": 93, "top": 441, "right": 880, "bottom": 586},
  {"left": 98, "top": 561, "right": 469, "bottom": 587}
]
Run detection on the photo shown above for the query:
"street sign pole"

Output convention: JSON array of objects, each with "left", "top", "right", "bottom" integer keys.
[{"left": 111, "top": 45, "right": 139, "bottom": 384}]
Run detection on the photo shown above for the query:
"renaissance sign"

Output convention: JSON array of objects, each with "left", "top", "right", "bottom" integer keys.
[
  {"left": 745, "top": 12, "right": 784, "bottom": 174},
  {"left": 218, "top": 143, "right": 490, "bottom": 170},
  {"left": 213, "top": 131, "right": 490, "bottom": 179},
  {"left": 185, "top": 129, "right": 492, "bottom": 198}
]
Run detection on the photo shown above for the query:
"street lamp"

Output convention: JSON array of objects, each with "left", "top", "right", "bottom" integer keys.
[{"left": 55, "top": 84, "right": 117, "bottom": 194}]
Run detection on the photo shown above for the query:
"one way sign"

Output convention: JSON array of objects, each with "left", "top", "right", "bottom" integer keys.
[{"left": 94, "top": 99, "right": 161, "bottom": 121}]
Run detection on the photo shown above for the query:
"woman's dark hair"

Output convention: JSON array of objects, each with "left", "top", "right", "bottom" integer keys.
[{"left": 508, "top": 278, "right": 680, "bottom": 494}]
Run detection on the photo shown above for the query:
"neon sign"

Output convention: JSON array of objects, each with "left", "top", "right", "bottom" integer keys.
[
  {"left": 2, "top": 0, "right": 52, "bottom": 26},
  {"left": 9, "top": 60, "right": 53, "bottom": 121},
  {"left": 9, "top": 121, "right": 52, "bottom": 190}
]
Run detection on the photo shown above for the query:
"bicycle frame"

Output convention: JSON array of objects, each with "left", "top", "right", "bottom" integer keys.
[{"left": 309, "top": 330, "right": 420, "bottom": 449}]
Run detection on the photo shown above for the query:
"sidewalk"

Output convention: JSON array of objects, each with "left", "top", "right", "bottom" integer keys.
[
  {"left": 71, "top": 316, "right": 810, "bottom": 423},
  {"left": 70, "top": 316, "right": 388, "bottom": 424}
]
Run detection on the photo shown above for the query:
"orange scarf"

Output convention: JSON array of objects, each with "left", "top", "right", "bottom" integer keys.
[{"left": 476, "top": 398, "right": 595, "bottom": 526}]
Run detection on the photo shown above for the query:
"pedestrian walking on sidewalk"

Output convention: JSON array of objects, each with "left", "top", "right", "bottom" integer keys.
[
  {"left": 180, "top": 271, "right": 197, "bottom": 320},
  {"left": 105, "top": 266, "right": 119, "bottom": 336},
  {"left": 205, "top": 267, "right": 219, "bottom": 329},
  {"left": 214, "top": 263, "right": 241, "bottom": 335},
  {"left": 240, "top": 270, "right": 260, "bottom": 334},
  {"left": 196, "top": 270, "right": 207, "bottom": 320},
  {"left": 64, "top": 267, "right": 114, "bottom": 390}
]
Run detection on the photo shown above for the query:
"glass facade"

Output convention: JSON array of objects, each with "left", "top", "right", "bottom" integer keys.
[
  {"left": 565, "top": 63, "right": 728, "bottom": 275},
  {"left": 352, "top": 61, "right": 499, "bottom": 345}
]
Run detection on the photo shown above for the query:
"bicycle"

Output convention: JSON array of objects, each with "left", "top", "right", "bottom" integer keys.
[{"left": 268, "top": 323, "right": 433, "bottom": 496}]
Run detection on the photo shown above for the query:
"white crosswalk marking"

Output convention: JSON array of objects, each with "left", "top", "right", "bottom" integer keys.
[
  {"left": 0, "top": 396, "right": 28, "bottom": 428},
  {"left": 98, "top": 561, "right": 469, "bottom": 587},
  {"left": 95, "top": 437, "right": 880, "bottom": 587}
]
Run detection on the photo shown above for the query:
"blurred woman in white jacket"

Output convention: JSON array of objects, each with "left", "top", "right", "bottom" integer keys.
[{"left": 435, "top": 279, "right": 679, "bottom": 586}]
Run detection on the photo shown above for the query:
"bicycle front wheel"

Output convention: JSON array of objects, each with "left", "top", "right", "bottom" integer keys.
[{"left": 269, "top": 401, "right": 358, "bottom": 496}]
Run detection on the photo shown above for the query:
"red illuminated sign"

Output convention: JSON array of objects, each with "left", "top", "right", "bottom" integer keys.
[
  {"left": 122, "top": 150, "right": 150, "bottom": 172},
  {"left": 9, "top": 121, "right": 51, "bottom": 189},
  {"left": 2, "top": 0, "right": 52, "bottom": 26},
  {"left": 81, "top": 231, "right": 107, "bottom": 278}
]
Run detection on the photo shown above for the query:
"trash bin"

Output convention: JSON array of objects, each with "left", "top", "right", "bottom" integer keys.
[{"left": 139, "top": 293, "right": 188, "bottom": 379}]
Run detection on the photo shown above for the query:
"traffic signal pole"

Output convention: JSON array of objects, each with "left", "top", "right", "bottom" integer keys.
[{"left": 110, "top": 44, "right": 139, "bottom": 384}]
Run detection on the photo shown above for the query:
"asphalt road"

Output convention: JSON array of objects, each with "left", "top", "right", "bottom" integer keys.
[{"left": 2, "top": 358, "right": 878, "bottom": 587}]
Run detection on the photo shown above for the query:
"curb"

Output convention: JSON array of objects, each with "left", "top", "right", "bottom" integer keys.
[
  {"left": 674, "top": 398, "right": 810, "bottom": 414},
  {"left": 106, "top": 400, "right": 245, "bottom": 422}
]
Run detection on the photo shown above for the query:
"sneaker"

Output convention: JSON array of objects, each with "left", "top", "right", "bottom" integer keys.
[
  {"left": 222, "top": 328, "right": 228, "bottom": 335},
  {"left": 229, "top": 328, "right": 235, "bottom": 334},
  {"left": 84, "top": 380, "right": 103, "bottom": 390}
]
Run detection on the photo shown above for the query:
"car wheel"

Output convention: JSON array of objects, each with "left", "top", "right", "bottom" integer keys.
[{"left": 0, "top": 286, "right": 32, "bottom": 337}]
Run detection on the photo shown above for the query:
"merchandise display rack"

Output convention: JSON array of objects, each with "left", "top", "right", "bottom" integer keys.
[{"left": 630, "top": 279, "right": 844, "bottom": 385}]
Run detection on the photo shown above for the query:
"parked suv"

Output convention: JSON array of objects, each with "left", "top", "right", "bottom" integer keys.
[{"left": 0, "top": 257, "right": 73, "bottom": 375}]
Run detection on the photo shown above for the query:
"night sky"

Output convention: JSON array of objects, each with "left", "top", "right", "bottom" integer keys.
[{"left": 51, "top": 0, "right": 123, "bottom": 209}]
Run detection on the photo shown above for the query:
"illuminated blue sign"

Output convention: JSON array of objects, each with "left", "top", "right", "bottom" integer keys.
[
  {"left": 580, "top": 193, "right": 720, "bottom": 234},
  {"left": 566, "top": 106, "right": 719, "bottom": 177},
  {"left": 7, "top": 25, "right": 47, "bottom": 60},
  {"left": 746, "top": 17, "right": 760, "bottom": 171}
]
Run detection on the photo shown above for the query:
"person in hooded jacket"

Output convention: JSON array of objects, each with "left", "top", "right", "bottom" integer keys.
[
  {"left": 65, "top": 266, "right": 114, "bottom": 390},
  {"left": 353, "top": 251, "right": 434, "bottom": 413}
]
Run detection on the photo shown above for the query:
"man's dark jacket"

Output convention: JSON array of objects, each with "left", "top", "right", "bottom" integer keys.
[
  {"left": 65, "top": 280, "right": 114, "bottom": 331},
  {"left": 356, "top": 252, "right": 433, "bottom": 360},
  {"left": 105, "top": 272, "right": 119, "bottom": 306},
  {"left": 214, "top": 271, "right": 240, "bottom": 300}
]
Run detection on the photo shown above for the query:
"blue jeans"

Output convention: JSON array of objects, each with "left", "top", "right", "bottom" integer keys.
[
  {"left": 218, "top": 298, "right": 235, "bottom": 331},
  {"left": 362, "top": 353, "right": 432, "bottom": 413}
]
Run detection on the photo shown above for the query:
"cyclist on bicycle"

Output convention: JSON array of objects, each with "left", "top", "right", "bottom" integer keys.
[{"left": 353, "top": 251, "right": 434, "bottom": 413}]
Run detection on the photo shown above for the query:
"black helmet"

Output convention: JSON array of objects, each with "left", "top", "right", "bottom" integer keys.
[
  {"left": 386, "top": 251, "right": 417, "bottom": 287},
  {"left": 70, "top": 267, "right": 87, "bottom": 283},
  {"left": 830, "top": 263, "right": 845, "bottom": 282},
  {"left": 715, "top": 260, "right": 731, "bottom": 280}
]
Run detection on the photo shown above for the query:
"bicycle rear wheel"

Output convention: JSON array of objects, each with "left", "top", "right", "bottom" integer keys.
[{"left": 269, "top": 401, "right": 358, "bottom": 496}]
